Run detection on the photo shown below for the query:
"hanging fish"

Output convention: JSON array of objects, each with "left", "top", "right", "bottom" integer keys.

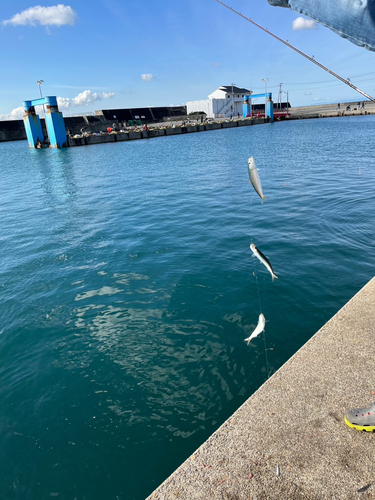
[
  {"left": 250, "top": 243, "right": 278, "bottom": 281},
  {"left": 248, "top": 157, "right": 268, "bottom": 201},
  {"left": 244, "top": 313, "right": 266, "bottom": 345}
]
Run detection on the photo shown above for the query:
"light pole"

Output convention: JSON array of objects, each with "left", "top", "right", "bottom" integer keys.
[
  {"left": 261, "top": 78, "right": 268, "bottom": 119},
  {"left": 283, "top": 90, "right": 289, "bottom": 115},
  {"left": 231, "top": 82, "right": 235, "bottom": 118},
  {"left": 37, "top": 79, "right": 45, "bottom": 115},
  {"left": 37, "top": 79, "right": 44, "bottom": 98},
  {"left": 278, "top": 83, "right": 283, "bottom": 110}
]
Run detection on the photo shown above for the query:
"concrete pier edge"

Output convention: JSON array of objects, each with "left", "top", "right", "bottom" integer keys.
[
  {"left": 147, "top": 276, "right": 375, "bottom": 500},
  {"left": 1, "top": 101, "right": 375, "bottom": 144}
]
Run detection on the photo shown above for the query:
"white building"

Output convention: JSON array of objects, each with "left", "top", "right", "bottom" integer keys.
[{"left": 186, "top": 85, "right": 250, "bottom": 119}]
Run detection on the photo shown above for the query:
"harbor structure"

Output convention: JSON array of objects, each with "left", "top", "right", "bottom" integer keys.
[
  {"left": 3, "top": 100, "right": 373, "bottom": 146},
  {"left": 23, "top": 96, "right": 67, "bottom": 148}
]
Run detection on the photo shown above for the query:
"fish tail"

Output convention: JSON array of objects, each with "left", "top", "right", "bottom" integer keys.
[{"left": 272, "top": 274, "right": 278, "bottom": 281}]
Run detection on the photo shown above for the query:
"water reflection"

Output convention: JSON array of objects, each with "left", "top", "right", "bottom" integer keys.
[
  {"left": 31, "top": 148, "right": 78, "bottom": 210},
  {"left": 71, "top": 271, "right": 255, "bottom": 435}
]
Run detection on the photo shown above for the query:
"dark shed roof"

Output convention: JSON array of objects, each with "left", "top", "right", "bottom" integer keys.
[{"left": 220, "top": 86, "right": 250, "bottom": 94}]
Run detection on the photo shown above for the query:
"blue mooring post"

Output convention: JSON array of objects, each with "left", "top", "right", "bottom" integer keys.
[
  {"left": 23, "top": 96, "right": 67, "bottom": 148},
  {"left": 23, "top": 100, "right": 44, "bottom": 148},
  {"left": 266, "top": 94, "right": 274, "bottom": 122},
  {"left": 243, "top": 93, "right": 274, "bottom": 122}
]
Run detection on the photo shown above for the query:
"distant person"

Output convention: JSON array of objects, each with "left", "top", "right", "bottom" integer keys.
[
  {"left": 357, "top": 102, "right": 361, "bottom": 109},
  {"left": 337, "top": 103, "right": 341, "bottom": 110},
  {"left": 230, "top": 113, "right": 233, "bottom": 120},
  {"left": 112, "top": 123, "right": 117, "bottom": 131},
  {"left": 362, "top": 101, "right": 365, "bottom": 109}
]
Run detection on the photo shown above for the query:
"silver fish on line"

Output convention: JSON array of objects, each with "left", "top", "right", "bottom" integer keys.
[
  {"left": 244, "top": 313, "right": 266, "bottom": 345},
  {"left": 248, "top": 157, "right": 268, "bottom": 201},
  {"left": 250, "top": 243, "right": 278, "bottom": 281}
]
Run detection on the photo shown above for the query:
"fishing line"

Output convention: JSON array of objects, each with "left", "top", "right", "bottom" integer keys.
[
  {"left": 249, "top": 194, "right": 271, "bottom": 379},
  {"left": 249, "top": 195, "right": 262, "bottom": 313},
  {"left": 214, "top": 0, "right": 375, "bottom": 104}
]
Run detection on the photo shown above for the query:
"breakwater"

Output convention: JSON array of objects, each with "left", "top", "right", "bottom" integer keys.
[
  {"left": 67, "top": 101, "right": 375, "bottom": 147},
  {"left": 1, "top": 100, "right": 374, "bottom": 145},
  {"left": 66, "top": 118, "right": 266, "bottom": 147}
]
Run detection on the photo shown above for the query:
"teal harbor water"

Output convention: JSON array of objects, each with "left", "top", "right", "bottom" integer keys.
[{"left": 1, "top": 116, "right": 375, "bottom": 499}]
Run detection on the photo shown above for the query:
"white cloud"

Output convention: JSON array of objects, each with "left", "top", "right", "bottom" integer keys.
[
  {"left": 305, "top": 92, "right": 312, "bottom": 96},
  {"left": 3, "top": 5, "right": 77, "bottom": 27},
  {"left": 0, "top": 106, "right": 25, "bottom": 120},
  {"left": 213, "top": 62, "right": 221, "bottom": 66},
  {"left": 141, "top": 74, "right": 154, "bottom": 82},
  {"left": 0, "top": 90, "right": 114, "bottom": 120},
  {"left": 57, "top": 90, "right": 115, "bottom": 109},
  {"left": 292, "top": 17, "right": 317, "bottom": 31}
]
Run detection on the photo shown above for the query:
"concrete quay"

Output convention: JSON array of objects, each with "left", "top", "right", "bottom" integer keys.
[
  {"left": 66, "top": 102, "right": 375, "bottom": 147},
  {"left": 147, "top": 277, "right": 375, "bottom": 500},
  {"left": 290, "top": 100, "right": 375, "bottom": 119},
  {"left": 66, "top": 118, "right": 265, "bottom": 147},
  {"left": 1, "top": 102, "right": 374, "bottom": 145}
]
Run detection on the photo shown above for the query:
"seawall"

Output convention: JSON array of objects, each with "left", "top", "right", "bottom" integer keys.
[
  {"left": 2, "top": 100, "right": 375, "bottom": 145},
  {"left": 66, "top": 118, "right": 267, "bottom": 147},
  {"left": 146, "top": 276, "right": 375, "bottom": 500}
]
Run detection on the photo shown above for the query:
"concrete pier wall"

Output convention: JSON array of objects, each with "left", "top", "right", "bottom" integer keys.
[
  {"left": 0, "top": 120, "right": 27, "bottom": 142},
  {"left": 147, "top": 276, "right": 375, "bottom": 500},
  {"left": 1, "top": 101, "right": 375, "bottom": 144}
]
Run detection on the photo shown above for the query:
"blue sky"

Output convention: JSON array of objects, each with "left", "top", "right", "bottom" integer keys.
[{"left": 1, "top": 0, "right": 375, "bottom": 119}]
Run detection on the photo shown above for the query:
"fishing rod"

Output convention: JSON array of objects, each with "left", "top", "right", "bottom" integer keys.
[{"left": 214, "top": 0, "right": 375, "bottom": 104}]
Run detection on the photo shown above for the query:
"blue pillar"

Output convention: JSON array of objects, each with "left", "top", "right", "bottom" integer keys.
[
  {"left": 243, "top": 98, "right": 250, "bottom": 117},
  {"left": 23, "top": 101, "right": 44, "bottom": 148},
  {"left": 266, "top": 95, "right": 274, "bottom": 122},
  {"left": 44, "top": 97, "right": 67, "bottom": 148}
]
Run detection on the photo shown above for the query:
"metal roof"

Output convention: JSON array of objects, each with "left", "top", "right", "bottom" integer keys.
[{"left": 219, "top": 86, "right": 250, "bottom": 94}]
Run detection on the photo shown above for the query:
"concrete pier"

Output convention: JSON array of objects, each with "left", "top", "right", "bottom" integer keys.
[
  {"left": 2, "top": 101, "right": 375, "bottom": 145},
  {"left": 147, "top": 277, "right": 375, "bottom": 500}
]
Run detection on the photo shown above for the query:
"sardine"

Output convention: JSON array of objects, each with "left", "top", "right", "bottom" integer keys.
[
  {"left": 244, "top": 313, "right": 266, "bottom": 345},
  {"left": 248, "top": 157, "right": 268, "bottom": 201},
  {"left": 250, "top": 243, "right": 278, "bottom": 281}
]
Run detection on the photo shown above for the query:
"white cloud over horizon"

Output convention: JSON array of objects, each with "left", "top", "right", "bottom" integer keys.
[
  {"left": 141, "top": 74, "right": 154, "bottom": 82},
  {"left": 57, "top": 90, "right": 115, "bottom": 109},
  {"left": 0, "top": 90, "right": 115, "bottom": 121},
  {"left": 292, "top": 17, "right": 317, "bottom": 31},
  {"left": 3, "top": 5, "right": 77, "bottom": 27}
]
